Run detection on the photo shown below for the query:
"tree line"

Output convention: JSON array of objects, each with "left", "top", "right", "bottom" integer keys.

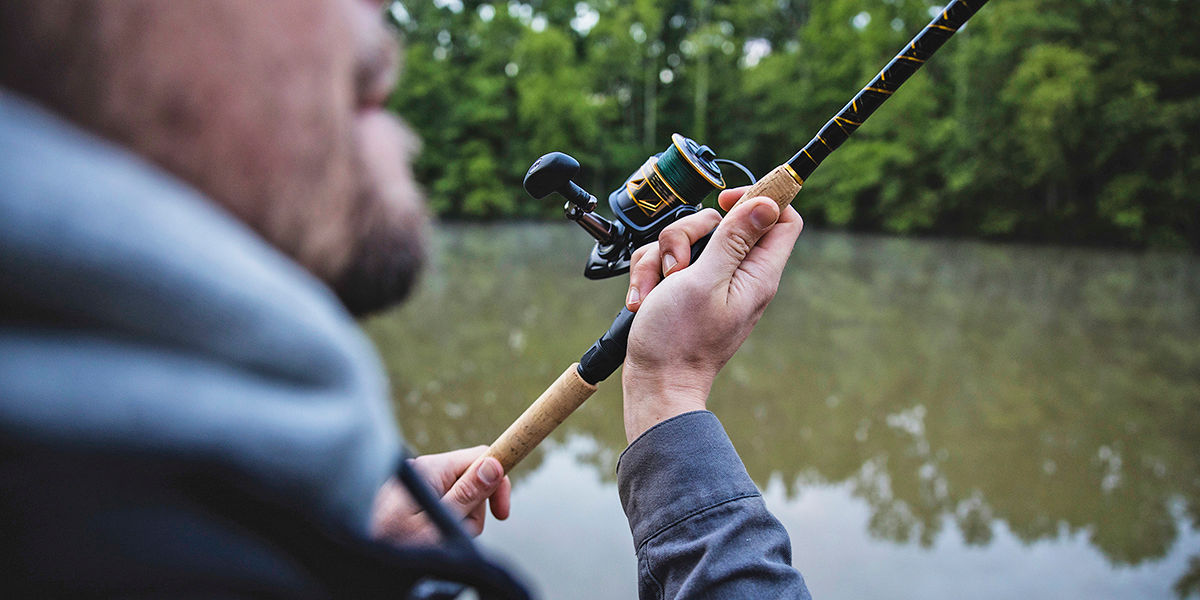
[{"left": 388, "top": 0, "right": 1199, "bottom": 250}]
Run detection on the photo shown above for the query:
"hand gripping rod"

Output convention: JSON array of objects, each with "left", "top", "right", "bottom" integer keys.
[{"left": 485, "top": 0, "right": 990, "bottom": 473}]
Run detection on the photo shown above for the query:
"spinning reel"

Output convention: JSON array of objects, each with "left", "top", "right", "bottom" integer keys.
[{"left": 523, "top": 133, "right": 755, "bottom": 279}]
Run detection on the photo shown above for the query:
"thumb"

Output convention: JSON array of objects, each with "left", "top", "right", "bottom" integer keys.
[
  {"left": 441, "top": 456, "right": 504, "bottom": 517},
  {"left": 695, "top": 197, "right": 780, "bottom": 279}
]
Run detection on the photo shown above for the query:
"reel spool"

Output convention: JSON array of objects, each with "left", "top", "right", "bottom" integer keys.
[
  {"left": 524, "top": 133, "right": 741, "bottom": 280},
  {"left": 611, "top": 133, "right": 726, "bottom": 243}
]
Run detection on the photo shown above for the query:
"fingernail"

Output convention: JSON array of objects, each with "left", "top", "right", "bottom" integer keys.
[
  {"left": 626, "top": 286, "right": 640, "bottom": 306},
  {"left": 751, "top": 204, "right": 777, "bottom": 229},
  {"left": 477, "top": 458, "right": 501, "bottom": 486},
  {"left": 662, "top": 253, "right": 678, "bottom": 275}
]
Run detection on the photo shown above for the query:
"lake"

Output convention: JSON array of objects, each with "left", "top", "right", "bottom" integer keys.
[{"left": 365, "top": 223, "right": 1200, "bottom": 599}]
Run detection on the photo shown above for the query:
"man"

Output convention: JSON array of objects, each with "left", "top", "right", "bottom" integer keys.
[{"left": 0, "top": 1, "right": 810, "bottom": 597}]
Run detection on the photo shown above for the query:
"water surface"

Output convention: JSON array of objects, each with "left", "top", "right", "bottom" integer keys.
[{"left": 366, "top": 224, "right": 1200, "bottom": 599}]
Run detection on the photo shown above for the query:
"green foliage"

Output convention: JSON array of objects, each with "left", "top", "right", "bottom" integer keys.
[{"left": 389, "top": 0, "right": 1200, "bottom": 249}]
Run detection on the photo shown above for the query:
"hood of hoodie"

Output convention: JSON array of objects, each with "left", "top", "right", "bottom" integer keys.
[{"left": 0, "top": 89, "right": 400, "bottom": 536}]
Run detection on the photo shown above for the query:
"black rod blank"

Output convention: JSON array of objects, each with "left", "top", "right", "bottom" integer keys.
[{"left": 787, "top": 0, "right": 988, "bottom": 182}]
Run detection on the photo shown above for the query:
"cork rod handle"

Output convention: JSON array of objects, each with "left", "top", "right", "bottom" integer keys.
[
  {"left": 733, "top": 164, "right": 803, "bottom": 211},
  {"left": 484, "top": 363, "right": 597, "bottom": 473}
]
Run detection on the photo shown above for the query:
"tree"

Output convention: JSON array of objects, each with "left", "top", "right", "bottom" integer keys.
[{"left": 388, "top": 0, "right": 1200, "bottom": 249}]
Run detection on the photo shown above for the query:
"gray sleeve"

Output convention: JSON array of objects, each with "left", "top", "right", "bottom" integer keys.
[{"left": 617, "top": 411, "right": 812, "bottom": 599}]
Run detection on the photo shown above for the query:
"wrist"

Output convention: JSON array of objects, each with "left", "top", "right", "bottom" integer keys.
[{"left": 621, "top": 362, "right": 713, "bottom": 443}]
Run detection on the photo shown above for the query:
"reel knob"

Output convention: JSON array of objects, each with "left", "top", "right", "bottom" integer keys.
[{"left": 523, "top": 152, "right": 596, "bottom": 212}]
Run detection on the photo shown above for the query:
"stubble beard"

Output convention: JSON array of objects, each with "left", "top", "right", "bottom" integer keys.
[{"left": 333, "top": 111, "right": 429, "bottom": 317}]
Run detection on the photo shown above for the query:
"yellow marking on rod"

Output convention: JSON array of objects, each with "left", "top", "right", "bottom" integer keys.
[
  {"left": 834, "top": 118, "right": 849, "bottom": 134},
  {"left": 852, "top": 100, "right": 858, "bottom": 113},
  {"left": 837, "top": 115, "right": 862, "bottom": 126},
  {"left": 783, "top": 164, "right": 805, "bottom": 186},
  {"left": 930, "top": 23, "right": 957, "bottom": 32},
  {"left": 897, "top": 55, "right": 925, "bottom": 63},
  {"left": 960, "top": 0, "right": 971, "bottom": 8},
  {"left": 819, "top": 135, "right": 832, "bottom": 150},
  {"left": 943, "top": 10, "right": 949, "bottom": 20},
  {"left": 866, "top": 87, "right": 893, "bottom": 95},
  {"left": 803, "top": 148, "right": 816, "bottom": 164}
]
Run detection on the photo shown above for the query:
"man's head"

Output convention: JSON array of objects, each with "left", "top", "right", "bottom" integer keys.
[{"left": 0, "top": 0, "right": 427, "bottom": 315}]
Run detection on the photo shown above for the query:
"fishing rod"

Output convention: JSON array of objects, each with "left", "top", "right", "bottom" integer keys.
[{"left": 484, "top": 0, "right": 989, "bottom": 472}]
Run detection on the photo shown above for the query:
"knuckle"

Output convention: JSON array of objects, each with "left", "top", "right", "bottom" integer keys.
[
  {"left": 659, "top": 228, "right": 684, "bottom": 245},
  {"left": 630, "top": 244, "right": 653, "bottom": 264},
  {"left": 630, "top": 256, "right": 657, "bottom": 278},
  {"left": 449, "top": 482, "right": 478, "bottom": 508},
  {"left": 677, "top": 209, "right": 721, "bottom": 235},
  {"left": 666, "top": 213, "right": 696, "bottom": 230},
  {"left": 725, "top": 230, "right": 755, "bottom": 259},
  {"left": 659, "top": 220, "right": 683, "bottom": 237}
]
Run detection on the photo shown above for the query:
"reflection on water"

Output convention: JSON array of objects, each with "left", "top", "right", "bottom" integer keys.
[{"left": 365, "top": 224, "right": 1200, "bottom": 599}]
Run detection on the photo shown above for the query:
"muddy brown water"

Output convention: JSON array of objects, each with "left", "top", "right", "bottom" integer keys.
[{"left": 365, "top": 223, "right": 1200, "bottom": 599}]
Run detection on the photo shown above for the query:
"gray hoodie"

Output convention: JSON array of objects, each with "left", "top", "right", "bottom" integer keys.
[{"left": 0, "top": 89, "right": 808, "bottom": 599}]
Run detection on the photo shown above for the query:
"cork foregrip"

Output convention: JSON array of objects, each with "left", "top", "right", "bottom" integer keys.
[
  {"left": 485, "top": 363, "right": 597, "bottom": 473},
  {"left": 733, "top": 164, "right": 803, "bottom": 211}
]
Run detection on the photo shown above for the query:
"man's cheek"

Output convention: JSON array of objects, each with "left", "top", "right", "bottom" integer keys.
[{"left": 354, "top": 110, "right": 423, "bottom": 210}]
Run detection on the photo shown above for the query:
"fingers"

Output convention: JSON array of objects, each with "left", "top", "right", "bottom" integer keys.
[
  {"left": 693, "top": 197, "right": 780, "bottom": 282},
  {"left": 490, "top": 475, "right": 512, "bottom": 521},
  {"left": 459, "top": 473, "right": 511, "bottom": 537},
  {"left": 748, "top": 205, "right": 804, "bottom": 278},
  {"left": 626, "top": 209, "right": 721, "bottom": 311},
  {"left": 460, "top": 473, "right": 512, "bottom": 536},
  {"left": 441, "top": 455, "right": 505, "bottom": 529},
  {"left": 657, "top": 208, "right": 721, "bottom": 277},
  {"left": 626, "top": 243, "right": 660, "bottom": 311},
  {"left": 732, "top": 205, "right": 803, "bottom": 307},
  {"left": 717, "top": 187, "right": 803, "bottom": 290},
  {"left": 381, "top": 448, "right": 513, "bottom": 543},
  {"left": 717, "top": 186, "right": 749, "bottom": 212},
  {"left": 412, "top": 445, "right": 490, "bottom": 495}
]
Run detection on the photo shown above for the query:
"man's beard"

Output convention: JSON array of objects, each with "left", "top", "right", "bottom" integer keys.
[
  {"left": 333, "top": 142, "right": 432, "bottom": 316},
  {"left": 332, "top": 193, "right": 427, "bottom": 317},
  {"left": 332, "top": 130, "right": 429, "bottom": 317}
]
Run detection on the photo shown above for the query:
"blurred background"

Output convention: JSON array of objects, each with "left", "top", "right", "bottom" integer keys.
[
  {"left": 385, "top": 0, "right": 1198, "bottom": 249},
  {"left": 370, "top": 1, "right": 1199, "bottom": 598}
]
